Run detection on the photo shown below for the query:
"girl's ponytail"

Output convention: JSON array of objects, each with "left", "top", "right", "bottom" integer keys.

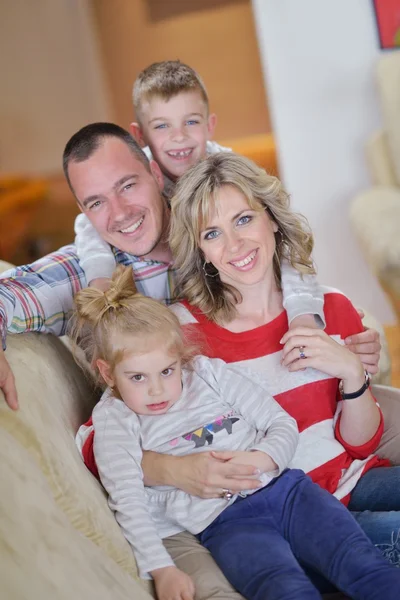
[{"left": 74, "top": 266, "right": 138, "bottom": 327}]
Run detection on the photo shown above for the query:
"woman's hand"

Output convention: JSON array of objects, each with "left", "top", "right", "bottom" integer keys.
[
  {"left": 280, "top": 327, "right": 365, "bottom": 387},
  {"left": 171, "top": 451, "right": 263, "bottom": 499},
  {"left": 152, "top": 566, "right": 194, "bottom": 600},
  {"left": 212, "top": 450, "right": 277, "bottom": 474}
]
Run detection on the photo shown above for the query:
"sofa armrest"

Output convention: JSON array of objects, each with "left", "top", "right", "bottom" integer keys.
[
  {"left": 366, "top": 130, "right": 397, "bottom": 187},
  {"left": 350, "top": 187, "right": 400, "bottom": 321}
]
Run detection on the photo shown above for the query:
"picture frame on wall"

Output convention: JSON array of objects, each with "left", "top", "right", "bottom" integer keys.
[{"left": 373, "top": 0, "right": 400, "bottom": 49}]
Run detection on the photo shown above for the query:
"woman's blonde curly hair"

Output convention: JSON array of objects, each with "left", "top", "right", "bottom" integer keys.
[{"left": 170, "top": 152, "right": 315, "bottom": 324}]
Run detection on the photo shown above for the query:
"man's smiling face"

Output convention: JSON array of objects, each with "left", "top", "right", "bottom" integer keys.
[{"left": 68, "top": 137, "right": 170, "bottom": 258}]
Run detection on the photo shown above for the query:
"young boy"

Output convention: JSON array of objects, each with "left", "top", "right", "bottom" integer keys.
[{"left": 74, "top": 61, "right": 231, "bottom": 290}]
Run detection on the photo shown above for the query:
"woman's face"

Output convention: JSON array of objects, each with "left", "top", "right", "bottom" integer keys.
[{"left": 199, "top": 185, "right": 279, "bottom": 290}]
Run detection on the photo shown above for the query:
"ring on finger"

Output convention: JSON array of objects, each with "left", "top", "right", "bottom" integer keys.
[
  {"left": 221, "top": 488, "right": 233, "bottom": 500},
  {"left": 298, "top": 346, "right": 306, "bottom": 360}
]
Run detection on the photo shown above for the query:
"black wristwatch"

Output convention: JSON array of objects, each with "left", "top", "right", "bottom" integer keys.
[{"left": 339, "top": 370, "right": 371, "bottom": 400}]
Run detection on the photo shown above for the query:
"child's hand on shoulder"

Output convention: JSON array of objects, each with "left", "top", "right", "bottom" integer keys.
[
  {"left": 152, "top": 566, "right": 195, "bottom": 600},
  {"left": 289, "top": 314, "right": 319, "bottom": 330},
  {"left": 88, "top": 277, "right": 112, "bottom": 292}
]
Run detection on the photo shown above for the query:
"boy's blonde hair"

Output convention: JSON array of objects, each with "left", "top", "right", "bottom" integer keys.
[
  {"left": 133, "top": 60, "right": 209, "bottom": 125},
  {"left": 169, "top": 152, "right": 315, "bottom": 324},
  {"left": 70, "top": 266, "right": 196, "bottom": 387}
]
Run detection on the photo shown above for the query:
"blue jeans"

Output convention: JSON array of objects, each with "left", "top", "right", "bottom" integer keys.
[
  {"left": 197, "top": 470, "right": 400, "bottom": 600},
  {"left": 349, "top": 466, "right": 400, "bottom": 566}
]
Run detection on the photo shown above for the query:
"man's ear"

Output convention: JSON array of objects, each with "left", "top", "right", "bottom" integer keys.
[
  {"left": 129, "top": 122, "right": 146, "bottom": 147},
  {"left": 149, "top": 160, "right": 165, "bottom": 193},
  {"left": 96, "top": 359, "right": 115, "bottom": 388},
  {"left": 207, "top": 113, "right": 217, "bottom": 138}
]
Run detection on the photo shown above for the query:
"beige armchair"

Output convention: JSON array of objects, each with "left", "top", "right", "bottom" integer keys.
[{"left": 350, "top": 52, "right": 400, "bottom": 322}]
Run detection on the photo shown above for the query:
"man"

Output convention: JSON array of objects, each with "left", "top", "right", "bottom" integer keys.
[{"left": 0, "top": 123, "right": 380, "bottom": 411}]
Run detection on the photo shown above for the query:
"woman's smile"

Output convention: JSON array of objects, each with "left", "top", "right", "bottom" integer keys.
[
  {"left": 200, "top": 185, "right": 278, "bottom": 289},
  {"left": 229, "top": 249, "right": 258, "bottom": 270}
]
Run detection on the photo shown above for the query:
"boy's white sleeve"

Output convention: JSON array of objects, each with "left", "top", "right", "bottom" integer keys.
[
  {"left": 206, "top": 140, "right": 232, "bottom": 154},
  {"left": 281, "top": 259, "right": 325, "bottom": 328},
  {"left": 93, "top": 398, "right": 175, "bottom": 579},
  {"left": 74, "top": 214, "right": 116, "bottom": 283}
]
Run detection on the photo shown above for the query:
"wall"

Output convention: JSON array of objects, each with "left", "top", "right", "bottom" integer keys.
[
  {"left": 91, "top": 0, "right": 270, "bottom": 140},
  {"left": 0, "top": 0, "right": 111, "bottom": 176},
  {"left": 252, "top": 0, "right": 395, "bottom": 323}
]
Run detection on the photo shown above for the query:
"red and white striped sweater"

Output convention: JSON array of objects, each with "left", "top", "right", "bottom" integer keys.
[
  {"left": 169, "top": 288, "right": 389, "bottom": 505},
  {"left": 77, "top": 287, "right": 389, "bottom": 503}
]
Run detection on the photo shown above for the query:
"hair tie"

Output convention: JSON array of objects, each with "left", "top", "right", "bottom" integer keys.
[{"left": 104, "top": 289, "right": 120, "bottom": 310}]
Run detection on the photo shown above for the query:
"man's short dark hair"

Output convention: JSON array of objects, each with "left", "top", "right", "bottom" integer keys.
[{"left": 62, "top": 122, "right": 150, "bottom": 195}]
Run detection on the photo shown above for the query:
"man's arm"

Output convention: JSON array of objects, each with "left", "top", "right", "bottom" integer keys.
[
  {"left": 0, "top": 244, "right": 87, "bottom": 343},
  {"left": 0, "top": 245, "right": 87, "bottom": 408}
]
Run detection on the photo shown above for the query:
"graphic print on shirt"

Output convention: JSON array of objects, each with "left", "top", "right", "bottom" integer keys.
[{"left": 173, "top": 414, "right": 240, "bottom": 448}]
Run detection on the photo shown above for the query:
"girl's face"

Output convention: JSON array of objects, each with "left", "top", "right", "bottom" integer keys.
[
  {"left": 98, "top": 344, "right": 183, "bottom": 415},
  {"left": 199, "top": 185, "right": 279, "bottom": 290}
]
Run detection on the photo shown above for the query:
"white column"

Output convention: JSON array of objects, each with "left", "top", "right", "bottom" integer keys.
[{"left": 252, "top": 0, "right": 395, "bottom": 323}]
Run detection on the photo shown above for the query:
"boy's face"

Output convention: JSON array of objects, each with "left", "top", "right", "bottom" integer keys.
[
  {"left": 133, "top": 90, "right": 216, "bottom": 182},
  {"left": 98, "top": 344, "right": 183, "bottom": 416}
]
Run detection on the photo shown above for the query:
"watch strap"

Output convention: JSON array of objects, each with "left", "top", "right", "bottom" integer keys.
[{"left": 339, "top": 370, "right": 371, "bottom": 400}]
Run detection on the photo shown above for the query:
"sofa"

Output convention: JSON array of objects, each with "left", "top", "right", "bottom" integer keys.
[
  {"left": 350, "top": 52, "right": 400, "bottom": 321},
  {"left": 1, "top": 259, "right": 399, "bottom": 600}
]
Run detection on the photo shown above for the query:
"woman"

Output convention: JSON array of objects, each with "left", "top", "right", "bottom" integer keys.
[
  {"left": 166, "top": 153, "right": 400, "bottom": 597},
  {"left": 79, "top": 153, "right": 400, "bottom": 599}
]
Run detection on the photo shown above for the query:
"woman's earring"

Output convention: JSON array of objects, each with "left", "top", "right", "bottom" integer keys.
[
  {"left": 203, "top": 261, "right": 219, "bottom": 278},
  {"left": 275, "top": 229, "right": 283, "bottom": 245}
]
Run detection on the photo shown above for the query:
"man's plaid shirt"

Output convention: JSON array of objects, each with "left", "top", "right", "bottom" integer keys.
[
  {"left": 0, "top": 246, "right": 324, "bottom": 349},
  {"left": 0, "top": 245, "right": 176, "bottom": 348}
]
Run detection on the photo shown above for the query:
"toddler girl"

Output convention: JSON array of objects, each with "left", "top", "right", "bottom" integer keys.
[{"left": 73, "top": 266, "right": 400, "bottom": 600}]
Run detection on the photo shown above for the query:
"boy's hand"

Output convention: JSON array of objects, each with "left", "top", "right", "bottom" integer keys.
[
  {"left": 289, "top": 314, "right": 319, "bottom": 330},
  {"left": 88, "top": 277, "right": 112, "bottom": 292},
  {"left": 152, "top": 566, "right": 195, "bottom": 600},
  {"left": 0, "top": 347, "right": 18, "bottom": 410}
]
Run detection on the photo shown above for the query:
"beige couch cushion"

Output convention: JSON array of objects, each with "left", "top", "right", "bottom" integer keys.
[
  {"left": 0, "top": 332, "right": 153, "bottom": 597},
  {"left": 0, "top": 425, "right": 152, "bottom": 600}
]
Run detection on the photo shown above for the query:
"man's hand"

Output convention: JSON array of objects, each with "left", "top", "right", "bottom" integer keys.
[
  {"left": 344, "top": 325, "right": 381, "bottom": 375},
  {"left": 0, "top": 348, "right": 18, "bottom": 410},
  {"left": 152, "top": 566, "right": 194, "bottom": 600}
]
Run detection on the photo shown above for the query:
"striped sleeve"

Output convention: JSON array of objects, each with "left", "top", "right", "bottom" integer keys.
[
  {"left": 93, "top": 397, "right": 175, "bottom": 579},
  {"left": 281, "top": 259, "right": 325, "bottom": 328},
  {"left": 205, "top": 358, "right": 299, "bottom": 473},
  {"left": 334, "top": 406, "right": 384, "bottom": 459},
  {"left": 327, "top": 294, "right": 385, "bottom": 458},
  {"left": 0, "top": 245, "right": 87, "bottom": 348}
]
